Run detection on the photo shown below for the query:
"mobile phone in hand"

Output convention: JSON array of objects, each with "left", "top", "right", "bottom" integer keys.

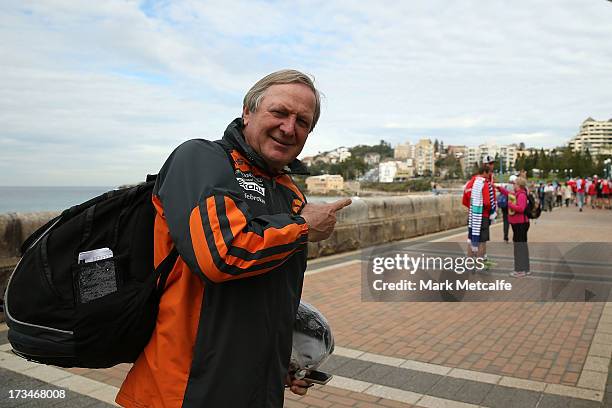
[{"left": 303, "top": 370, "right": 332, "bottom": 385}]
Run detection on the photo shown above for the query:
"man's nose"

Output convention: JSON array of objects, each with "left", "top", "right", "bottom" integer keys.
[{"left": 279, "top": 115, "right": 296, "bottom": 136}]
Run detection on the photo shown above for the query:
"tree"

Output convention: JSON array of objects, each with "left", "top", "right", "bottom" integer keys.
[
  {"left": 584, "top": 149, "right": 593, "bottom": 177},
  {"left": 509, "top": 147, "right": 606, "bottom": 180},
  {"left": 514, "top": 153, "right": 526, "bottom": 174},
  {"left": 351, "top": 141, "right": 393, "bottom": 160},
  {"left": 470, "top": 162, "right": 480, "bottom": 177},
  {"left": 494, "top": 153, "right": 501, "bottom": 173}
]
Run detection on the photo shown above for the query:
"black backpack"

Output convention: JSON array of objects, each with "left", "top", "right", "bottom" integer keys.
[
  {"left": 3, "top": 175, "right": 178, "bottom": 368},
  {"left": 525, "top": 191, "right": 541, "bottom": 219}
]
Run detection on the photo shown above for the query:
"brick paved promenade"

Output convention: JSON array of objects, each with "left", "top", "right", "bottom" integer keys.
[{"left": 1, "top": 205, "right": 611, "bottom": 407}]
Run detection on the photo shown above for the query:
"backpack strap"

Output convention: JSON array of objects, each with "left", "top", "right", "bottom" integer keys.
[
  {"left": 111, "top": 184, "right": 145, "bottom": 249},
  {"left": 20, "top": 214, "right": 62, "bottom": 255},
  {"left": 79, "top": 205, "right": 96, "bottom": 249},
  {"left": 40, "top": 235, "right": 63, "bottom": 299},
  {"left": 155, "top": 247, "right": 179, "bottom": 299}
]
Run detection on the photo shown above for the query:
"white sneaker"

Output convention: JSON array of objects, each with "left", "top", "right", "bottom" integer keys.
[{"left": 510, "top": 271, "right": 526, "bottom": 278}]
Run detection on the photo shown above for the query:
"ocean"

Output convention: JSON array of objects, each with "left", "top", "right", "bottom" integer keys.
[
  {"left": 0, "top": 186, "right": 114, "bottom": 213},
  {"left": 0, "top": 186, "right": 340, "bottom": 214}
]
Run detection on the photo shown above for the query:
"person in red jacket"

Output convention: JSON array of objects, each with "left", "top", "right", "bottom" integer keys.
[
  {"left": 464, "top": 165, "right": 496, "bottom": 258},
  {"left": 496, "top": 177, "right": 530, "bottom": 278},
  {"left": 588, "top": 176, "right": 598, "bottom": 209},
  {"left": 568, "top": 178, "right": 576, "bottom": 206}
]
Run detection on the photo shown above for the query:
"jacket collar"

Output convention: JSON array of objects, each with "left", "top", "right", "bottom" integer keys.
[{"left": 221, "top": 118, "right": 309, "bottom": 176}]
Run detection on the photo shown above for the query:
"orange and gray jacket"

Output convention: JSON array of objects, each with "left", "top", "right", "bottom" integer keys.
[{"left": 116, "top": 118, "right": 309, "bottom": 408}]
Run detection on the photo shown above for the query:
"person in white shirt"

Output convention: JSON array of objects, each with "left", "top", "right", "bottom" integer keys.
[{"left": 544, "top": 182, "right": 554, "bottom": 212}]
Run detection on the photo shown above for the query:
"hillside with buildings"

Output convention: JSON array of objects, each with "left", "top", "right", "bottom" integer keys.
[{"left": 300, "top": 117, "right": 612, "bottom": 192}]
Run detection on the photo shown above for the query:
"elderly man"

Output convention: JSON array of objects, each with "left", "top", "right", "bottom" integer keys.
[{"left": 116, "top": 70, "right": 351, "bottom": 408}]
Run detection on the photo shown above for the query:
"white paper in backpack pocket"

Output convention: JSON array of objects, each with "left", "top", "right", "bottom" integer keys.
[{"left": 78, "top": 248, "right": 114, "bottom": 264}]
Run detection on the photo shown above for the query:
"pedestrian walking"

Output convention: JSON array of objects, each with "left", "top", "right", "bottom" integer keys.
[
  {"left": 595, "top": 176, "right": 603, "bottom": 209},
  {"left": 568, "top": 178, "right": 577, "bottom": 206},
  {"left": 602, "top": 179, "right": 611, "bottom": 209},
  {"left": 544, "top": 182, "right": 554, "bottom": 212},
  {"left": 588, "top": 177, "right": 597, "bottom": 209},
  {"left": 555, "top": 181, "right": 563, "bottom": 207},
  {"left": 562, "top": 182, "right": 572, "bottom": 207},
  {"left": 576, "top": 177, "right": 585, "bottom": 212}
]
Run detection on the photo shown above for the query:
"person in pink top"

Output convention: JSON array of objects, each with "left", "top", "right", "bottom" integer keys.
[{"left": 496, "top": 177, "right": 530, "bottom": 278}]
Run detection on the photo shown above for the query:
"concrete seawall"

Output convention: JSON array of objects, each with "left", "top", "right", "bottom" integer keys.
[
  {"left": 0, "top": 196, "right": 467, "bottom": 318},
  {"left": 307, "top": 195, "right": 466, "bottom": 257}
]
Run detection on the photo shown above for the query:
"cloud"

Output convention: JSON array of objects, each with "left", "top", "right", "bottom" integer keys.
[
  {"left": 383, "top": 117, "right": 486, "bottom": 130},
  {"left": 1, "top": 0, "right": 612, "bottom": 185}
]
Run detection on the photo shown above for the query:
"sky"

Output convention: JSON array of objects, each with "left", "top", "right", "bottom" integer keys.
[{"left": 1, "top": 0, "right": 612, "bottom": 186}]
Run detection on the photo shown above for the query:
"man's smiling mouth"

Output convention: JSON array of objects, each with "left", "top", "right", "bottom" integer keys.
[{"left": 269, "top": 135, "right": 294, "bottom": 146}]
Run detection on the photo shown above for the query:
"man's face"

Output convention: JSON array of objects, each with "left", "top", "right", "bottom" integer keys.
[
  {"left": 243, "top": 83, "right": 315, "bottom": 172},
  {"left": 487, "top": 162, "right": 495, "bottom": 172}
]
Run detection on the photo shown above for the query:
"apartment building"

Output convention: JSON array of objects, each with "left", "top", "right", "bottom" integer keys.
[
  {"left": 393, "top": 139, "right": 435, "bottom": 176},
  {"left": 305, "top": 174, "right": 344, "bottom": 194},
  {"left": 394, "top": 142, "right": 413, "bottom": 160},
  {"left": 414, "top": 139, "right": 435, "bottom": 175},
  {"left": 447, "top": 145, "right": 467, "bottom": 158},
  {"left": 568, "top": 117, "right": 612, "bottom": 156},
  {"left": 499, "top": 145, "right": 517, "bottom": 171},
  {"left": 463, "top": 143, "right": 518, "bottom": 174},
  {"left": 378, "top": 160, "right": 415, "bottom": 182}
]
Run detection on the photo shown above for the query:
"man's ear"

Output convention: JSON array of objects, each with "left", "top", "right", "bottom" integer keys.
[{"left": 242, "top": 105, "right": 250, "bottom": 126}]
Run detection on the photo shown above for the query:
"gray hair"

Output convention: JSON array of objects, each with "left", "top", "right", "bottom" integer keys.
[{"left": 243, "top": 69, "right": 321, "bottom": 132}]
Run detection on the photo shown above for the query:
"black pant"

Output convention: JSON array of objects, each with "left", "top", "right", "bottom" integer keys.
[
  {"left": 544, "top": 193, "right": 553, "bottom": 212},
  {"left": 511, "top": 222, "right": 530, "bottom": 272},
  {"left": 502, "top": 207, "right": 509, "bottom": 241}
]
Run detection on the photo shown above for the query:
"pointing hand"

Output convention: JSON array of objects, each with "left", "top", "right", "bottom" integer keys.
[{"left": 300, "top": 199, "right": 352, "bottom": 242}]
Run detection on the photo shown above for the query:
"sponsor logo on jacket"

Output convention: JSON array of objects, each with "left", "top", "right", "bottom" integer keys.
[{"left": 235, "top": 170, "right": 266, "bottom": 197}]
